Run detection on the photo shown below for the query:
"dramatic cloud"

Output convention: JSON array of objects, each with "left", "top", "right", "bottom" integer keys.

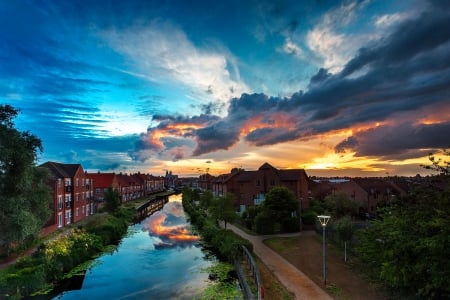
[
  {"left": 335, "top": 121, "right": 450, "bottom": 159},
  {"left": 131, "top": 1, "right": 450, "bottom": 162}
]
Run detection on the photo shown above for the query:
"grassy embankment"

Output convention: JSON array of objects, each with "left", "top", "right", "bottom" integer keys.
[{"left": 0, "top": 200, "right": 141, "bottom": 299}]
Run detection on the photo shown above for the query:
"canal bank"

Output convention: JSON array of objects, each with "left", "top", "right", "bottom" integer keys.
[{"left": 53, "top": 193, "right": 216, "bottom": 299}]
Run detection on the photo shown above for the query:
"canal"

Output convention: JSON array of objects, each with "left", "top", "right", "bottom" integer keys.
[{"left": 54, "top": 193, "right": 213, "bottom": 299}]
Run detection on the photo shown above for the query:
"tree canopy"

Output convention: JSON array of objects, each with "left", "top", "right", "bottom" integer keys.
[
  {"left": 103, "top": 186, "right": 121, "bottom": 212},
  {"left": 209, "top": 193, "right": 236, "bottom": 229},
  {"left": 0, "top": 104, "right": 51, "bottom": 252},
  {"left": 357, "top": 151, "right": 450, "bottom": 298}
]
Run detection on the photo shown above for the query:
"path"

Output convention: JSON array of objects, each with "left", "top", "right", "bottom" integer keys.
[{"left": 226, "top": 223, "right": 332, "bottom": 300}]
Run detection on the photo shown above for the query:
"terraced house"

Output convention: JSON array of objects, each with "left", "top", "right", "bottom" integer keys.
[
  {"left": 212, "top": 162, "right": 310, "bottom": 213},
  {"left": 40, "top": 161, "right": 94, "bottom": 234}
]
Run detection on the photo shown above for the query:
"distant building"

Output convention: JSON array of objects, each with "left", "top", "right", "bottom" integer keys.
[
  {"left": 212, "top": 162, "right": 310, "bottom": 213},
  {"left": 310, "top": 177, "right": 408, "bottom": 216}
]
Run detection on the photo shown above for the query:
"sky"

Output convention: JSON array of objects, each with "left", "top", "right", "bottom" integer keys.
[{"left": 1, "top": 0, "right": 449, "bottom": 177}]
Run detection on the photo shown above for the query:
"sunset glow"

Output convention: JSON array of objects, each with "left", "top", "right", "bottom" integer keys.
[{"left": 2, "top": 1, "right": 449, "bottom": 177}]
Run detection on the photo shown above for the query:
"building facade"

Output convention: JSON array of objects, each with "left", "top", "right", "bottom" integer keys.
[{"left": 40, "top": 162, "right": 94, "bottom": 233}]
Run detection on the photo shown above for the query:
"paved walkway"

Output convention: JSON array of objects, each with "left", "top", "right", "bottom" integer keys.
[{"left": 226, "top": 224, "right": 332, "bottom": 300}]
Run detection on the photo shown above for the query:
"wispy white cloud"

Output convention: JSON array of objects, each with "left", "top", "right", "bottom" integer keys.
[
  {"left": 375, "top": 13, "right": 407, "bottom": 28},
  {"left": 280, "top": 37, "right": 306, "bottom": 60},
  {"left": 306, "top": 1, "right": 371, "bottom": 73},
  {"left": 100, "top": 21, "right": 250, "bottom": 109}
]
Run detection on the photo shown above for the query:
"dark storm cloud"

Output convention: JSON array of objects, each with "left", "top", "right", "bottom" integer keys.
[
  {"left": 187, "top": 1, "right": 450, "bottom": 156},
  {"left": 335, "top": 121, "right": 450, "bottom": 159}
]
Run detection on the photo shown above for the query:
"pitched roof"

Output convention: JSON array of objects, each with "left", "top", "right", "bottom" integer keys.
[
  {"left": 88, "top": 172, "right": 117, "bottom": 187},
  {"left": 40, "top": 161, "right": 82, "bottom": 178}
]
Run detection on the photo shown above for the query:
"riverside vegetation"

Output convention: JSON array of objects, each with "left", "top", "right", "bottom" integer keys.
[
  {"left": 181, "top": 187, "right": 254, "bottom": 299},
  {"left": 0, "top": 206, "right": 135, "bottom": 298}
]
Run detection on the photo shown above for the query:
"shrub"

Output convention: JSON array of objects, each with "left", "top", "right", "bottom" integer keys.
[{"left": 255, "top": 212, "right": 275, "bottom": 234}]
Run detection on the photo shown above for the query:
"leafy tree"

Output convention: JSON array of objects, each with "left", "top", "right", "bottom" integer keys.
[
  {"left": 335, "top": 215, "right": 355, "bottom": 262},
  {"left": 209, "top": 193, "right": 236, "bottom": 229},
  {"left": 262, "top": 186, "right": 298, "bottom": 224},
  {"left": 324, "top": 191, "right": 358, "bottom": 218},
  {"left": 0, "top": 104, "right": 51, "bottom": 253},
  {"left": 254, "top": 211, "right": 275, "bottom": 234},
  {"left": 357, "top": 184, "right": 450, "bottom": 298},
  {"left": 421, "top": 148, "right": 449, "bottom": 175},
  {"left": 103, "top": 186, "right": 121, "bottom": 212},
  {"left": 199, "top": 190, "right": 213, "bottom": 209}
]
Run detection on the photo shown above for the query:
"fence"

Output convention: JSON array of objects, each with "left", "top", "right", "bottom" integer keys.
[{"left": 238, "top": 245, "right": 263, "bottom": 300}]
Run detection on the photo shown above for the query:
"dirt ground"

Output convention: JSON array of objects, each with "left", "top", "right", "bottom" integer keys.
[{"left": 264, "top": 231, "right": 387, "bottom": 300}]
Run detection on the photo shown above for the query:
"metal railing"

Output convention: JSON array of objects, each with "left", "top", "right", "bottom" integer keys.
[{"left": 241, "top": 245, "right": 263, "bottom": 300}]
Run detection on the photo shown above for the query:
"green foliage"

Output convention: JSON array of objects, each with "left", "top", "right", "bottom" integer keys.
[
  {"left": 85, "top": 212, "right": 129, "bottom": 245},
  {"left": 335, "top": 215, "right": 355, "bottom": 243},
  {"left": 324, "top": 191, "right": 358, "bottom": 218},
  {"left": 0, "top": 207, "right": 134, "bottom": 298},
  {"left": 242, "top": 206, "right": 259, "bottom": 229},
  {"left": 103, "top": 186, "right": 121, "bottom": 212},
  {"left": 357, "top": 184, "right": 450, "bottom": 299},
  {"left": 255, "top": 186, "right": 298, "bottom": 233},
  {"left": 182, "top": 188, "right": 252, "bottom": 262},
  {"left": 301, "top": 208, "right": 318, "bottom": 225},
  {"left": 0, "top": 104, "right": 51, "bottom": 252},
  {"left": 200, "top": 190, "right": 214, "bottom": 208},
  {"left": 209, "top": 193, "right": 237, "bottom": 229},
  {"left": 254, "top": 211, "right": 275, "bottom": 234},
  {"left": 262, "top": 186, "right": 298, "bottom": 224},
  {"left": 200, "top": 262, "right": 243, "bottom": 300}
]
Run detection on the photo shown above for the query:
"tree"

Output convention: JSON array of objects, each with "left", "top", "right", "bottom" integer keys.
[
  {"left": 103, "top": 186, "right": 120, "bottom": 212},
  {"left": 261, "top": 186, "right": 299, "bottom": 232},
  {"left": 0, "top": 104, "right": 51, "bottom": 253},
  {"left": 357, "top": 184, "right": 450, "bottom": 298},
  {"left": 421, "top": 148, "right": 449, "bottom": 175},
  {"left": 324, "top": 191, "right": 358, "bottom": 218},
  {"left": 209, "top": 193, "right": 236, "bottom": 229},
  {"left": 335, "top": 216, "right": 355, "bottom": 262}
]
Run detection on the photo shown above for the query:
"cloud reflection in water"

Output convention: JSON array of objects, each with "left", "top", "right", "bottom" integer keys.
[{"left": 142, "top": 201, "right": 199, "bottom": 248}]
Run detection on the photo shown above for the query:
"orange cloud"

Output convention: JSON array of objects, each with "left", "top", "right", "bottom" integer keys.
[{"left": 145, "top": 211, "right": 199, "bottom": 243}]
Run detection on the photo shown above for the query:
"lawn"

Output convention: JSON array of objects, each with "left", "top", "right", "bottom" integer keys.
[{"left": 264, "top": 231, "right": 387, "bottom": 300}]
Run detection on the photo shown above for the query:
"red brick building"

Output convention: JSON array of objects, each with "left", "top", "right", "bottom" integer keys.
[
  {"left": 88, "top": 172, "right": 120, "bottom": 205},
  {"left": 212, "top": 163, "right": 310, "bottom": 213},
  {"left": 40, "top": 161, "right": 94, "bottom": 233},
  {"left": 310, "top": 177, "right": 407, "bottom": 216}
]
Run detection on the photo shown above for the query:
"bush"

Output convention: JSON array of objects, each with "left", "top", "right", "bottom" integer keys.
[
  {"left": 281, "top": 217, "right": 300, "bottom": 232},
  {"left": 255, "top": 212, "right": 275, "bottom": 234},
  {"left": 301, "top": 208, "right": 317, "bottom": 225}
]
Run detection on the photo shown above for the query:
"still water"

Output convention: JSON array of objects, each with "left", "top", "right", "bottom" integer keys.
[{"left": 55, "top": 194, "right": 212, "bottom": 299}]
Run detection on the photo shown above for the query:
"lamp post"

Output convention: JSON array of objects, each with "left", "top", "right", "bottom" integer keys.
[{"left": 317, "top": 215, "right": 331, "bottom": 285}]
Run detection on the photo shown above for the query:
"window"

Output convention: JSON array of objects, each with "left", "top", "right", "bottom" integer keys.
[
  {"left": 256, "top": 180, "right": 260, "bottom": 186},
  {"left": 76, "top": 178, "right": 79, "bottom": 187},
  {"left": 58, "top": 195, "right": 63, "bottom": 210},
  {"left": 65, "top": 211, "right": 71, "bottom": 224},
  {"left": 76, "top": 193, "right": 79, "bottom": 201},
  {"left": 58, "top": 213, "right": 63, "bottom": 227},
  {"left": 76, "top": 208, "right": 79, "bottom": 217}
]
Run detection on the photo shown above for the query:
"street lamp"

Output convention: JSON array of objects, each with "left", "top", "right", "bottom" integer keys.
[{"left": 317, "top": 215, "right": 331, "bottom": 285}]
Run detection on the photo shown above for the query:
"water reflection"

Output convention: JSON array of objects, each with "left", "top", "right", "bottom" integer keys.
[
  {"left": 143, "top": 200, "right": 199, "bottom": 248},
  {"left": 54, "top": 194, "right": 211, "bottom": 300}
]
